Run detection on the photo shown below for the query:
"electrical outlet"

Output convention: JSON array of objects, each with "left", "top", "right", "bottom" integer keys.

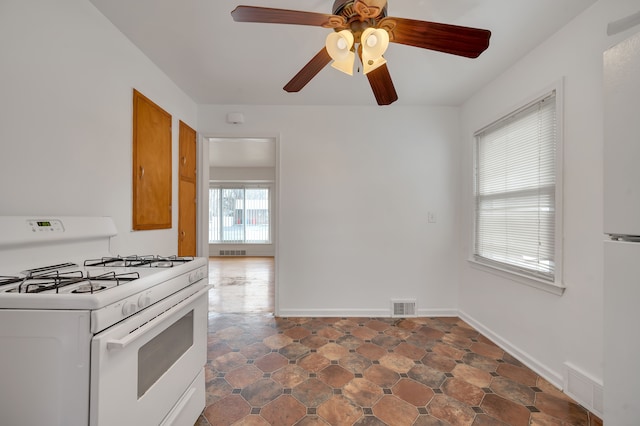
[{"left": 428, "top": 211, "right": 437, "bottom": 223}]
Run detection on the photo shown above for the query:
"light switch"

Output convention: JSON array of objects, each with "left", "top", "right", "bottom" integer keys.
[{"left": 428, "top": 211, "right": 437, "bottom": 223}]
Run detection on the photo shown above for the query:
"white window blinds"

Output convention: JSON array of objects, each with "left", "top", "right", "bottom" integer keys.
[{"left": 474, "top": 91, "right": 557, "bottom": 281}]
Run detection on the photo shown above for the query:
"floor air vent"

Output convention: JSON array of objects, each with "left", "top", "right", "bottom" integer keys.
[
  {"left": 219, "top": 250, "right": 247, "bottom": 256},
  {"left": 391, "top": 299, "right": 417, "bottom": 317}
]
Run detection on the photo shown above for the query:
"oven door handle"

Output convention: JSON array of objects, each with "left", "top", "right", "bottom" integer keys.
[{"left": 106, "top": 286, "right": 209, "bottom": 351}]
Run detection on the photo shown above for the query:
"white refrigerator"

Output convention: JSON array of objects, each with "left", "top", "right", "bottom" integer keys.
[{"left": 603, "top": 30, "right": 640, "bottom": 425}]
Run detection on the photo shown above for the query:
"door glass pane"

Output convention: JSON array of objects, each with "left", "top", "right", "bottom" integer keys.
[
  {"left": 246, "top": 188, "right": 269, "bottom": 243},
  {"left": 222, "top": 188, "right": 244, "bottom": 242}
]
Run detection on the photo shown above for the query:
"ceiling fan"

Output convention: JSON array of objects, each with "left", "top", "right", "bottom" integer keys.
[{"left": 231, "top": 0, "right": 491, "bottom": 105}]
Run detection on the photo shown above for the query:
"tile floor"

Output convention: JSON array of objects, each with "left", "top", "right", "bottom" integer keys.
[{"left": 195, "top": 258, "right": 602, "bottom": 426}]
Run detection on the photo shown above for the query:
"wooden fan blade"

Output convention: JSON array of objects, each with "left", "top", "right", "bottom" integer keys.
[
  {"left": 283, "top": 47, "right": 332, "bottom": 93},
  {"left": 358, "top": 45, "right": 397, "bottom": 105},
  {"left": 231, "top": 6, "right": 346, "bottom": 28},
  {"left": 379, "top": 17, "right": 491, "bottom": 58},
  {"left": 366, "top": 64, "right": 398, "bottom": 105}
]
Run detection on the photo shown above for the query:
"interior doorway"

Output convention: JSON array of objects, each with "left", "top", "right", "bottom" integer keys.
[{"left": 200, "top": 136, "right": 277, "bottom": 314}]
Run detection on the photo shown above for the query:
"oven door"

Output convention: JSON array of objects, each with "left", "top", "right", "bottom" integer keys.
[{"left": 90, "top": 284, "right": 209, "bottom": 426}]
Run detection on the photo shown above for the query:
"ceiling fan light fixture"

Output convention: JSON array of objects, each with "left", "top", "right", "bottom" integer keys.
[
  {"left": 326, "top": 30, "right": 355, "bottom": 75},
  {"left": 361, "top": 27, "right": 389, "bottom": 74}
]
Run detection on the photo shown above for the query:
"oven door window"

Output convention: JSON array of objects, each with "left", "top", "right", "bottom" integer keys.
[{"left": 138, "top": 310, "right": 194, "bottom": 398}]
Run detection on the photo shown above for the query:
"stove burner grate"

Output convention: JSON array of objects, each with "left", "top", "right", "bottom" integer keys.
[
  {"left": 11, "top": 270, "right": 141, "bottom": 294},
  {"left": 0, "top": 276, "right": 22, "bottom": 288},
  {"left": 84, "top": 255, "right": 194, "bottom": 268}
]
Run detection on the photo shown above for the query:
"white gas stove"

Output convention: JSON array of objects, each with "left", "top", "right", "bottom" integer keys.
[{"left": 0, "top": 216, "right": 210, "bottom": 426}]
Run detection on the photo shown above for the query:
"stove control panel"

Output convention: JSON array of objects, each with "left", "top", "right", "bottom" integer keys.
[{"left": 27, "top": 219, "right": 65, "bottom": 233}]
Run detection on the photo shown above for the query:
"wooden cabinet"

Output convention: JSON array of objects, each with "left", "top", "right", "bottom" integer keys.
[
  {"left": 179, "top": 121, "right": 197, "bottom": 181},
  {"left": 132, "top": 89, "right": 172, "bottom": 230},
  {"left": 178, "top": 121, "right": 197, "bottom": 256}
]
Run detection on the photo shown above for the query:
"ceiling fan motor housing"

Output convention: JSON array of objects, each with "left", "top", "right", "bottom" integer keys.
[{"left": 332, "top": 0, "right": 388, "bottom": 41}]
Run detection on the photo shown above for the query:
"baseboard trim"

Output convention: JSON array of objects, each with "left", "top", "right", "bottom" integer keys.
[
  {"left": 458, "top": 310, "right": 564, "bottom": 389},
  {"left": 277, "top": 308, "right": 458, "bottom": 318}
]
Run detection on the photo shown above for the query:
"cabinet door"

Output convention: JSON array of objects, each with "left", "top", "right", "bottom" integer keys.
[
  {"left": 132, "top": 90, "right": 172, "bottom": 230},
  {"left": 179, "top": 121, "right": 197, "bottom": 182},
  {"left": 178, "top": 179, "right": 197, "bottom": 256},
  {"left": 178, "top": 121, "right": 197, "bottom": 256}
]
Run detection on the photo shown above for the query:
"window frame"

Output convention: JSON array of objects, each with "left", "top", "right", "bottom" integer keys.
[
  {"left": 208, "top": 183, "right": 273, "bottom": 245},
  {"left": 470, "top": 81, "right": 565, "bottom": 295}
]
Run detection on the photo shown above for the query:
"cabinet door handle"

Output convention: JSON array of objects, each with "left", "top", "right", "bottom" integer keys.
[
  {"left": 181, "top": 156, "right": 187, "bottom": 165},
  {"left": 139, "top": 166, "right": 145, "bottom": 179}
]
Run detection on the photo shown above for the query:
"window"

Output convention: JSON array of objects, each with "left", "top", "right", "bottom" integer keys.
[
  {"left": 473, "top": 89, "right": 561, "bottom": 285},
  {"left": 209, "top": 186, "right": 271, "bottom": 243}
]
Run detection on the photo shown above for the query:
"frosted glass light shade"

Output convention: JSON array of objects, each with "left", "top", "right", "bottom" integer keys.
[
  {"left": 361, "top": 27, "right": 389, "bottom": 74},
  {"left": 326, "top": 30, "right": 355, "bottom": 75}
]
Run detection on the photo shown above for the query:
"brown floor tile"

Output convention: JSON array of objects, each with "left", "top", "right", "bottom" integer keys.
[
  {"left": 364, "top": 364, "right": 401, "bottom": 388},
  {"left": 317, "top": 395, "right": 363, "bottom": 425},
  {"left": 239, "top": 378, "right": 281, "bottom": 407},
  {"left": 364, "top": 319, "right": 391, "bottom": 332},
  {"left": 427, "top": 394, "right": 476, "bottom": 426},
  {"left": 462, "top": 352, "right": 499, "bottom": 372},
  {"left": 300, "top": 334, "right": 330, "bottom": 350},
  {"left": 340, "top": 353, "right": 373, "bottom": 374},
  {"left": 496, "top": 362, "right": 539, "bottom": 387},
  {"left": 343, "top": 377, "right": 384, "bottom": 407},
  {"left": 317, "top": 342, "right": 349, "bottom": 361},
  {"left": 356, "top": 342, "right": 388, "bottom": 360},
  {"left": 441, "top": 377, "right": 485, "bottom": 406},
  {"left": 378, "top": 353, "right": 415, "bottom": 374},
  {"left": 407, "top": 364, "right": 447, "bottom": 388},
  {"left": 292, "top": 378, "right": 333, "bottom": 407},
  {"left": 239, "top": 342, "right": 271, "bottom": 360},
  {"left": 318, "top": 364, "right": 355, "bottom": 388},
  {"left": 271, "top": 365, "right": 307, "bottom": 388},
  {"left": 279, "top": 342, "right": 310, "bottom": 360},
  {"left": 534, "top": 392, "right": 590, "bottom": 424},
  {"left": 295, "top": 416, "right": 331, "bottom": 426},
  {"left": 372, "top": 395, "right": 419, "bottom": 426},
  {"left": 212, "top": 351, "right": 247, "bottom": 373},
  {"left": 394, "top": 342, "right": 427, "bottom": 360},
  {"left": 422, "top": 352, "right": 458, "bottom": 373},
  {"left": 284, "top": 326, "right": 312, "bottom": 340},
  {"left": 432, "top": 343, "right": 466, "bottom": 360},
  {"left": 298, "top": 353, "right": 331, "bottom": 373},
  {"left": 472, "top": 414, "right": 510, "bottom": 426},
  {"left": 413, "top": 414, "right": 451, "bottom": 425},
  {"left": 203, "top": 394, "right": 250, "bottom": 425},
  {"left": 392, "top": 378, "right": 435, "bottom": 406},
  {"left": 451, "top": 363, "right": 493, "bottom": 388},
  {"left": 254, "top": 352, "right": 288, "bottom": 373},
  {"left": 480, "top": 393, "right": 532, "bottom": 426},
  {"left": 262, "top": 333, "right": 293, "bottom": 350},
  {"left": 224, "top": 365, "right": 263, "bottom": 388},
  {"left": 490, "top": 376, "right": 536, "bottom": 406},
  {"left": 261, "top": 395, "right": 306, "bottom": 425},
  {"left": 351, "top": 325, "right": 379, "bottom": 341},
  {"left": 470, "top": 341, "right": 505, "bottom": 360}
]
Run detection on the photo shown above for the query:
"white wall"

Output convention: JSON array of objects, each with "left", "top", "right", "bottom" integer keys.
[
  {"left": 199, "top": 105, "right": 462, "bottom": 317},
  {"left": 459, "top": 0, "right": 640, "bottom": 413},
  {"left": 0, "top": 0, "right": 198, "bottom": 255}
]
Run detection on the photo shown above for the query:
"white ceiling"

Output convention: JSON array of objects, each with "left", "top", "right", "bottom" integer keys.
[{"left": 89, "top": 0, "right": 598, "bottom": 107}]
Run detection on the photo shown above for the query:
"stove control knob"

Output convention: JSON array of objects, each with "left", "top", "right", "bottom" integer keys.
[
  {"left": 138, "top": 294, "right": 151, "bottom": 309},
  {"left": 122, "top": 301, "right": 137, "bottom": 316}
]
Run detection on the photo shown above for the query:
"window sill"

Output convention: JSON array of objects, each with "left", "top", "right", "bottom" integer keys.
[{"left": 468, "top": 258, "right": 566, "bottom": 296}]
